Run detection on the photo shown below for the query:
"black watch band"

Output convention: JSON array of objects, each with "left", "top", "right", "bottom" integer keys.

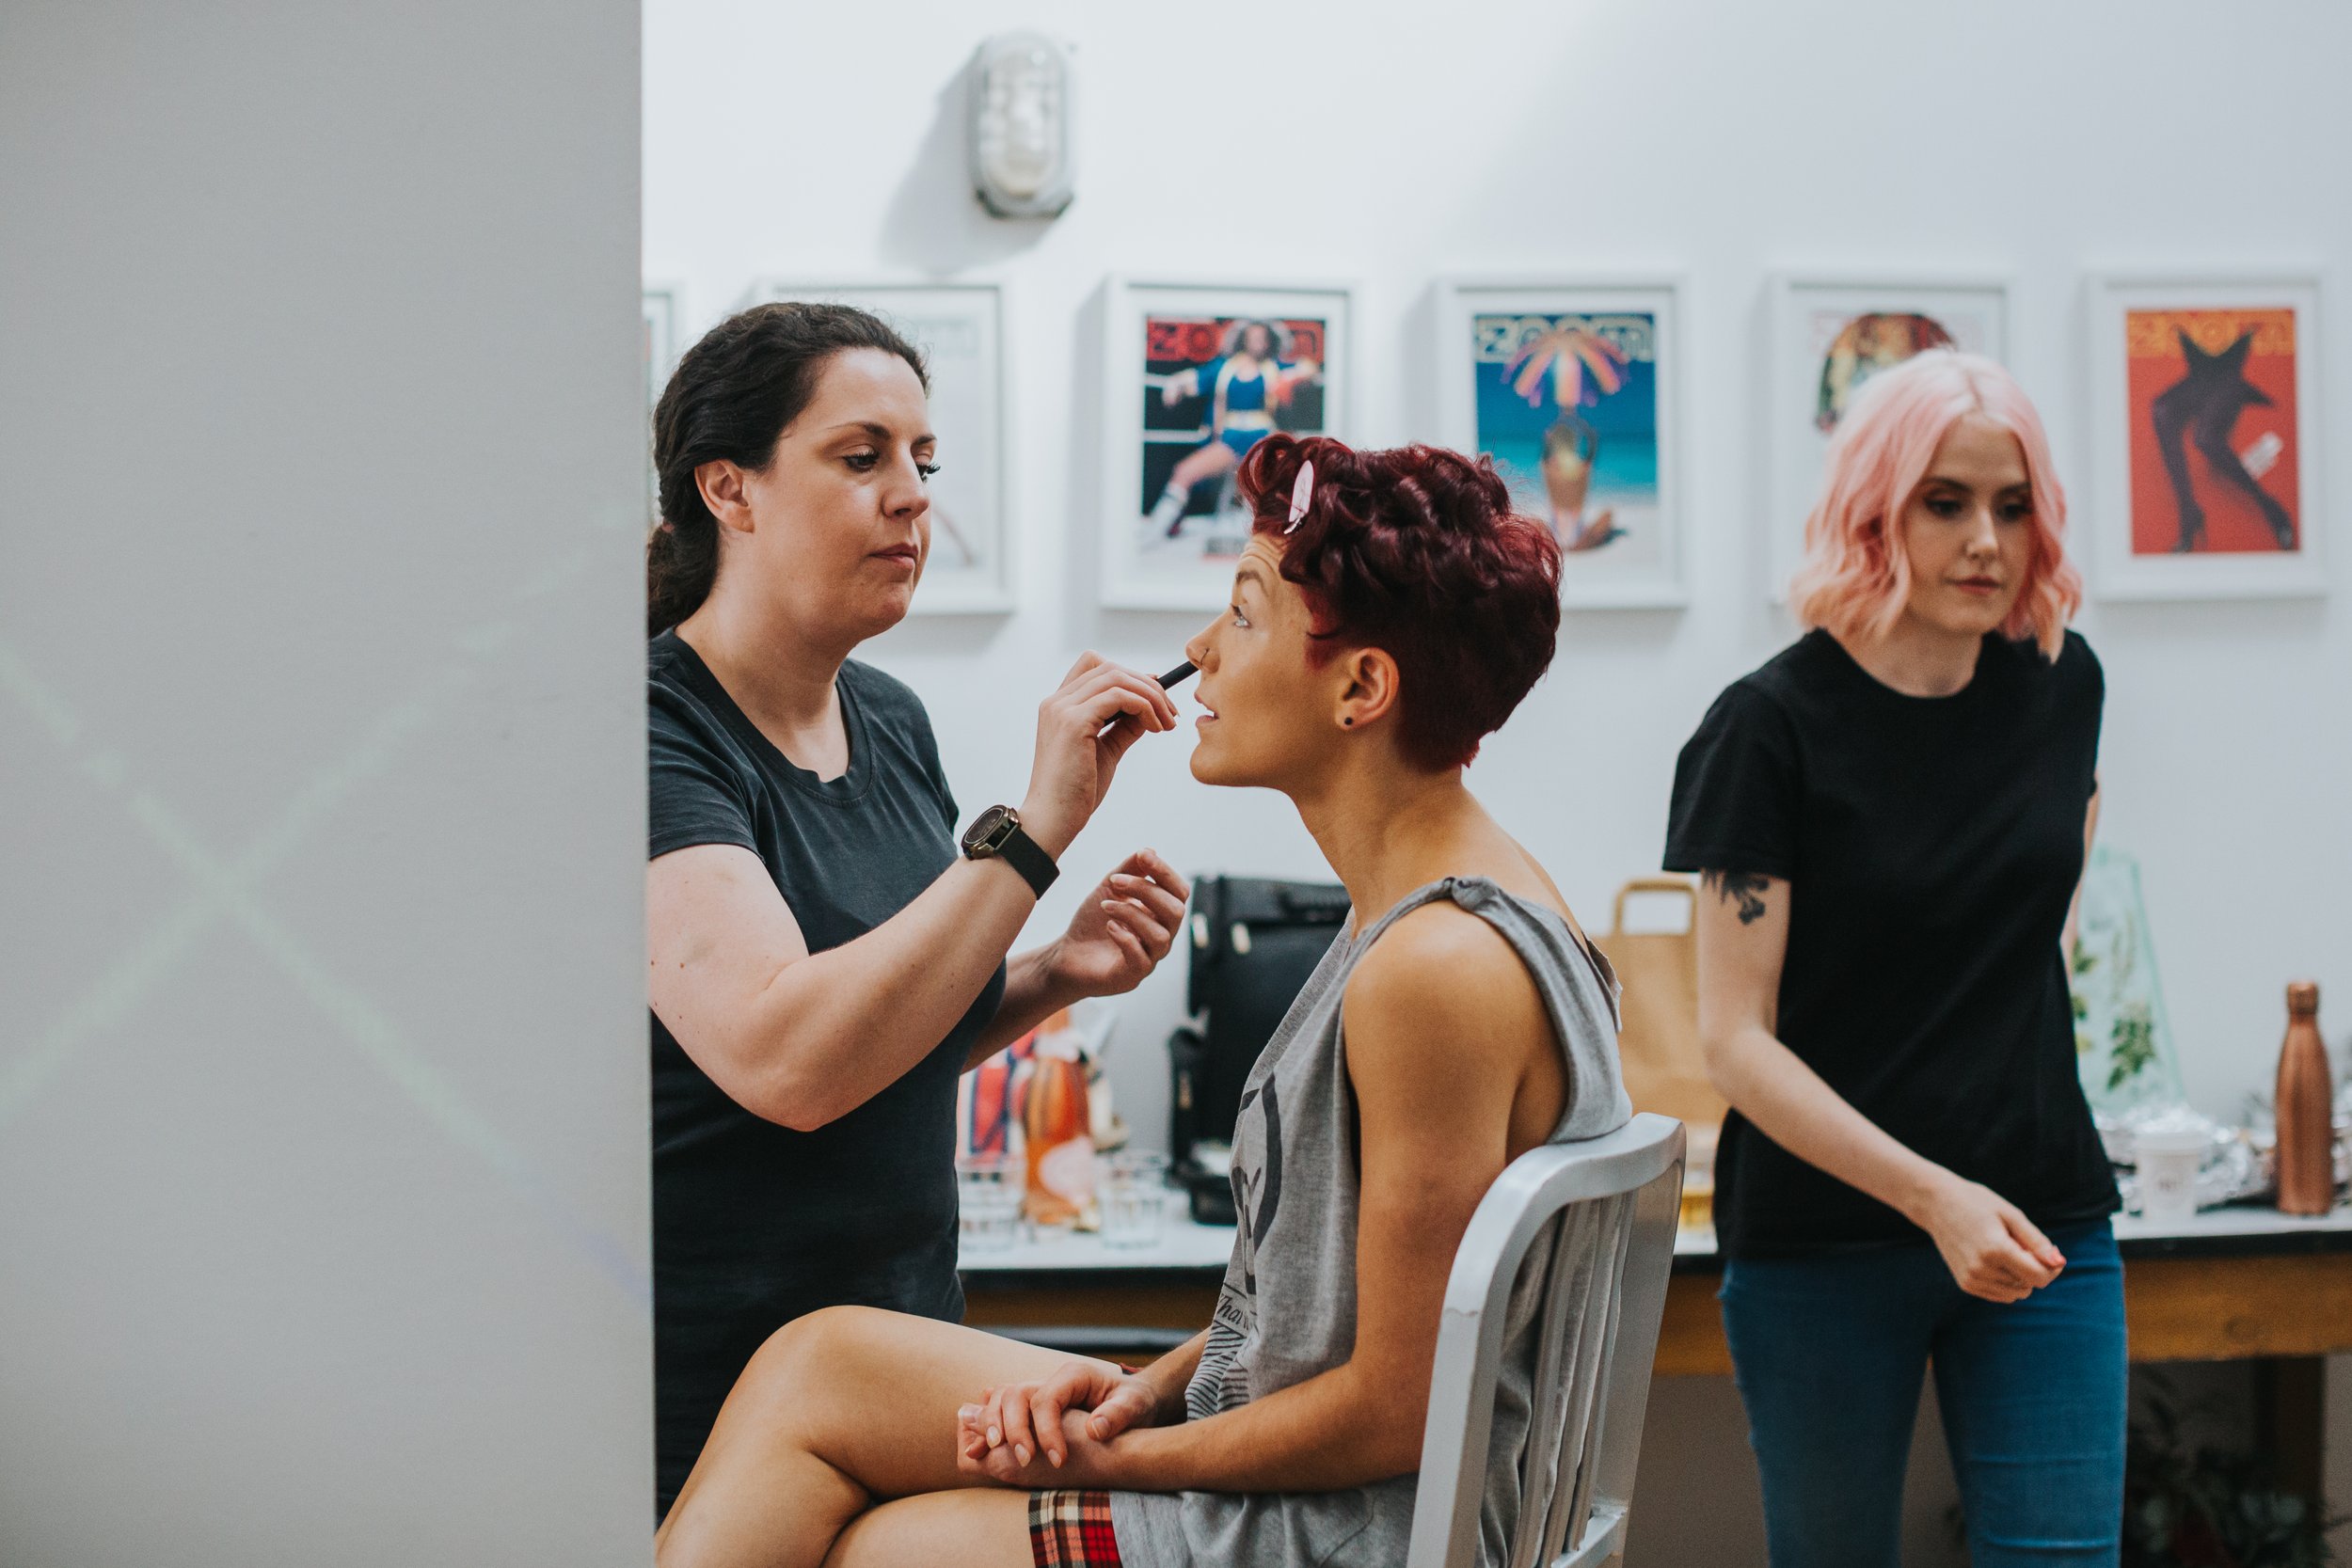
[{"left": 960, "top": 804, "right": 1059, "bottom": 898}]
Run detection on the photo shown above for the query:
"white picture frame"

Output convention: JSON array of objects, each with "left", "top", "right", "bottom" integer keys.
[
  {"left": 743, "top": 279, "right": 1016, "bottom": 614},
  {"left": 642, "top": 282, "right": 684, "bottom": 527},
  {"left": 1435, "top": 275, "right": 1688, "bottom": 609},
  {"left": 1099, "top": 277, "right": 1354, "bottom": 611},
  {"left": 2085, "top": 269, "right": 2325, "bottom": 601},
  {"left": 1767, "top": 272, "right": 2010, "bottom": 600}
]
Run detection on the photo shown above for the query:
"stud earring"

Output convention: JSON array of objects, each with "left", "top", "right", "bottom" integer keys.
[{"left": 1343, "top": 717, "right": 1354, "bottom": 726}]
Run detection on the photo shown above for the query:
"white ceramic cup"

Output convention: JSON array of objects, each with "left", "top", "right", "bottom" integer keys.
[{"left": 2134, "top": 1125, "right": 2207, "bottom": 1227}]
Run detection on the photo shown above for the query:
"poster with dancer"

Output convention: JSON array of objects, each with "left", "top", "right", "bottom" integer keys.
[
  {"left": 1101, "top": 280, "right": 1351, "bottom": 610},
  {"left": 744, "top": 281, "right": 1014, "bottom": 613},
  {"left": 1436, "top": 279, "right": 1685, "bottom": 608},
  {"left": 2090, "top": 275, "right": 2324, "bottom": 600},
  {"left": 1767, "top": 276, "right": 2008, "bottom": 601}
]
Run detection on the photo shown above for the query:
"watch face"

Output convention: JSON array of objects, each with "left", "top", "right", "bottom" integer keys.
[{"left": 962, "top": 803, "right": 1016, "bottom": 856}]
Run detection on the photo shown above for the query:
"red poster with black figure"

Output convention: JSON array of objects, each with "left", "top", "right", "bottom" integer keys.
[{"left": 2124, "top": 308, "right": 2301, "bottom": 558}]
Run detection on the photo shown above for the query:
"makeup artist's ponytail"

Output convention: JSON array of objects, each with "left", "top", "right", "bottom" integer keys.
[{"left": 647, "top": 302, "right": 929, "bottom": 637}]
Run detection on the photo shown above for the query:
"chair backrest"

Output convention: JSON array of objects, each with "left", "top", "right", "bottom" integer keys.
[{"left": 1405, "top": 1113, "right": 1686, "bottom": 1568}]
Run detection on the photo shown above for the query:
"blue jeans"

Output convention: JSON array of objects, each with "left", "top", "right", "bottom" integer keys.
[{"left": 1720, "top": 1220, "right": 2126, "bottom": 1567}]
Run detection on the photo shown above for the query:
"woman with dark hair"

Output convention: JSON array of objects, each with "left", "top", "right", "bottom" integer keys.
[
  {"left": 655, "top": 434, "right": 1630, "bottom": 1568},
  {"left": 1668, "top": 351, "right": 2120, "bottom": 1565},
  {"left": 644, "top": 302, "right": 1190, "bottom": 1519}
]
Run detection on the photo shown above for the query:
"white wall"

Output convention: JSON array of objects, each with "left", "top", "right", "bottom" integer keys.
[
  {"left": 648, "top": 0, "right": 2351, "bottom": 1145},
  {"left": 649, "top": 1, "right": 2351, "bottom": 1556},
  {"left": 1, "top": 1, "right": 651, "bottom": 1560}
]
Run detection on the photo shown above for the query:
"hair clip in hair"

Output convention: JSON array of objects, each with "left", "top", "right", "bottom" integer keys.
[{"left": 1284, "top": 460, "right": 1315, "bottom": 534}]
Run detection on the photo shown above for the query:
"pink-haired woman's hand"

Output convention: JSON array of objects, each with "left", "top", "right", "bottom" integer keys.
[{"left": 1911, "top": 1171, "right": 2065, "bottom": 1304}]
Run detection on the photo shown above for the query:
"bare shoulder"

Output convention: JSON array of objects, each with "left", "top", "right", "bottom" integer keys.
[{"left": 1341, "top": 903, "right": 1546, "bottom": 1089}]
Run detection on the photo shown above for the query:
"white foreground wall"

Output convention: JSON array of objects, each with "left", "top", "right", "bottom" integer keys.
[{"left": 0, "top": 1, "right": 652, "bottom": 1560}]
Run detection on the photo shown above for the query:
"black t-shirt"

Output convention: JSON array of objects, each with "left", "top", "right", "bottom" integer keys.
[
  {"left": 1663, "top": 628, "right": 2118, "bottom": 1258},
  {"left": 647, "top": 630, "right": 1005, "bottom": 1513}
]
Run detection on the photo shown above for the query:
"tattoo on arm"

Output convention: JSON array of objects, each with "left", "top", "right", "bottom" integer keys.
[{"left": 1704, "top": 870, "right": 1770, "bottom": 926}]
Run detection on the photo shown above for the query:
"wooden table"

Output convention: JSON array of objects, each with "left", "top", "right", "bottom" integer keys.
[
  {"left": 1655, "top": 1206, "right": 2352, "bottom": 1374},
  {"left": 961, "top": 1202, "right": 2352, "bottom": 1493}
]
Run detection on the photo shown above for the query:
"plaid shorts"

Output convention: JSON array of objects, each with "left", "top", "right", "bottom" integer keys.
[{"left": 1028, "top": 1488, "right": 1122, "bottom": 1568}]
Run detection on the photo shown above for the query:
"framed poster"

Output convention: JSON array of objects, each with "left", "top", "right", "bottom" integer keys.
[
  {"left": 744, "top": 279, "right": 1015, "bottom": 613},
  {"left": 2087, "top": 271, "right": 2324, "bottom": 600},
  {"left": 642, "top": 283, "right": 683, "bottom": 528},
  {"left": 1767, "top": 273, "right": 2009, "bottom": 599},
  {"left": 1100, "top": 278, "right": 1352, "bottom": 610},
  {"left": 1437, "top": 276, "right": 1687, "bottom": 609}
]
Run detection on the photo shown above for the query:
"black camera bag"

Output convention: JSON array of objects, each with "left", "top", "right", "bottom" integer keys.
[{"left": 1168, "top": 875, "right": 1349, "bottom": 1222}]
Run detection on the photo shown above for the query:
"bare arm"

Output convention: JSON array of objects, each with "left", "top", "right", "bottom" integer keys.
[
  {"left": 652, "top": 844, "right": 1035, "bottom": 1131},
  {"left": 964, "top": 910, "right": 1546, "bottom": 1490},
  {"left": 648, "top": 656, "right": 1180, "bottom": 1132},
  {"left": 1693, "top": 870, "right": 2066, "bottom": 1302},
  {"left": 965, "top": 945, "right": 1070, "bottom": 1069}
]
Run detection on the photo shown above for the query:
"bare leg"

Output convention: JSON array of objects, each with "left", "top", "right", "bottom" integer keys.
[
  {"left": 1168, "top": 439, "right": 1239, "bottom": 494},
  {"left": 656, "top": 1306, "right": 1074, "bottom": 1568},
  {"left": 2149, "top": 382, "right": 2203, "bottom": 551},
  {"left": 1150, "top": 440, "right": 1243, "bottom": 536},
  {"left": 824, "top": 1489, "right": 1036, "bottom": 1568},
  {"left": 2194, "top": 421, "right": 2297, "bottom": 548}
]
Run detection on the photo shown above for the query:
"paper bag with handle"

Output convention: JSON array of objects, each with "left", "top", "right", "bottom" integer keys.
[{"left": 1592, "top": 876, "right": 1725, "bottom": 1137}]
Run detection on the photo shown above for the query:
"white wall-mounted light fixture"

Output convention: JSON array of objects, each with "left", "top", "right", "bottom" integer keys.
[{"left": 968, "top": 31, "right": 1074, "bottom": 219}]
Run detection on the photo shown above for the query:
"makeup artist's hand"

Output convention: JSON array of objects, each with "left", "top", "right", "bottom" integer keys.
[
  {"left": 1022, "top": 655, "right": 1180, "bottom": 859},
  {"left": 1045, "top": 851, "right": 1191, "bottom": 998},
  {"left": 958, "top": 1357, "right": 1158, "bottom": 1484}
]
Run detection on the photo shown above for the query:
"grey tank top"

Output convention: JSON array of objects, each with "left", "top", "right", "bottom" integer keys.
[{"left": 1110, "top": 876, "right": 1631, "bottom": 1568}]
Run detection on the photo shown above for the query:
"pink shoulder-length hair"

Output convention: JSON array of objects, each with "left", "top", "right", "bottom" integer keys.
[{"left": 1788, "top": 349, "right": 2081, "bottom": 659}]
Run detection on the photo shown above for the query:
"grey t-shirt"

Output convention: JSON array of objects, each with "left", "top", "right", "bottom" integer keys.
[{"left": 1111, "top": 877, "right": 1630, "bottom": 1568}]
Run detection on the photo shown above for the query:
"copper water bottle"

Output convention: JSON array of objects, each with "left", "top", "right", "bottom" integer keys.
[{"left": 2274, "top": 981, "right": 2336, "bottom": 1216}]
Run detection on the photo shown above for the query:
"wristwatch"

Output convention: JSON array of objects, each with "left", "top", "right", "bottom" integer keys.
[{"left": 961, "top": 804, "right": 1058, "bottom": 898}]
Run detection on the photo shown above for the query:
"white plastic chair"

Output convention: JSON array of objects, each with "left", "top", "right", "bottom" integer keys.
[{"left": 1406, "top": 1113, "right": 1686, "bottom": 1568}]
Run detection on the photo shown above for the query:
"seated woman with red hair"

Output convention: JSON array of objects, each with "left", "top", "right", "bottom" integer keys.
[{"left": 654, "top": 435, "right": 1631, "bottom": 1568}]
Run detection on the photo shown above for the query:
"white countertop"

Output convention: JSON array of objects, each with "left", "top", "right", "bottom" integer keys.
[
  {"left": 960, "top": 1212, "right": 1240, "bottom": 1273},
  {"left": 2110, "top": 1202, "right": 2352, "bottom": 1244},
  {"left": 961, "top": 1202, "right": 2352, "bottom": 1275}
]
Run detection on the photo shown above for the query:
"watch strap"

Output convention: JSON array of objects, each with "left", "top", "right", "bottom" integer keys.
[{"left": 993, "top": 821, "right": 1059, "bottom": 898}]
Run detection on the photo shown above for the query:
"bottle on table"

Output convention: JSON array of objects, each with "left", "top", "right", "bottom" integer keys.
[
  {"left": 1024, "top": 1024, "right": 1099, "bottom": 1229},
  {"left": 2275, "top": 980, "right": 2335, "bottom": 1216}
]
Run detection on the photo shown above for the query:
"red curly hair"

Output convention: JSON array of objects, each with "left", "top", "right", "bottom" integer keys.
[{"left": 1235, "top": 434, "right": 1563, "bottom": 770}]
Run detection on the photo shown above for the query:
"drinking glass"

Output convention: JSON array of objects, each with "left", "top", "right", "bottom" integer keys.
[
  {"left": 958, "top": 1153, "right": 1025, "bottom": 1252},
  {"left": 1100, "top": 1150, "right": 1169, "bottom": 1249}
]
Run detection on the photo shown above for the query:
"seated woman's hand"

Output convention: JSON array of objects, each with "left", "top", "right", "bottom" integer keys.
[
  {"left": 957, "top": 1357, "right": 1158, "bottom": 1476},
  {"left": 957, "top": 1402, "right": 1120, "bottom": 1488}
]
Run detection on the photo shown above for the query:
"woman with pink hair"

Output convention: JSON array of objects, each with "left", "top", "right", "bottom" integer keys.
[{"left": 1663, "top": 351, "right": 2122, "bottom": 1565}]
